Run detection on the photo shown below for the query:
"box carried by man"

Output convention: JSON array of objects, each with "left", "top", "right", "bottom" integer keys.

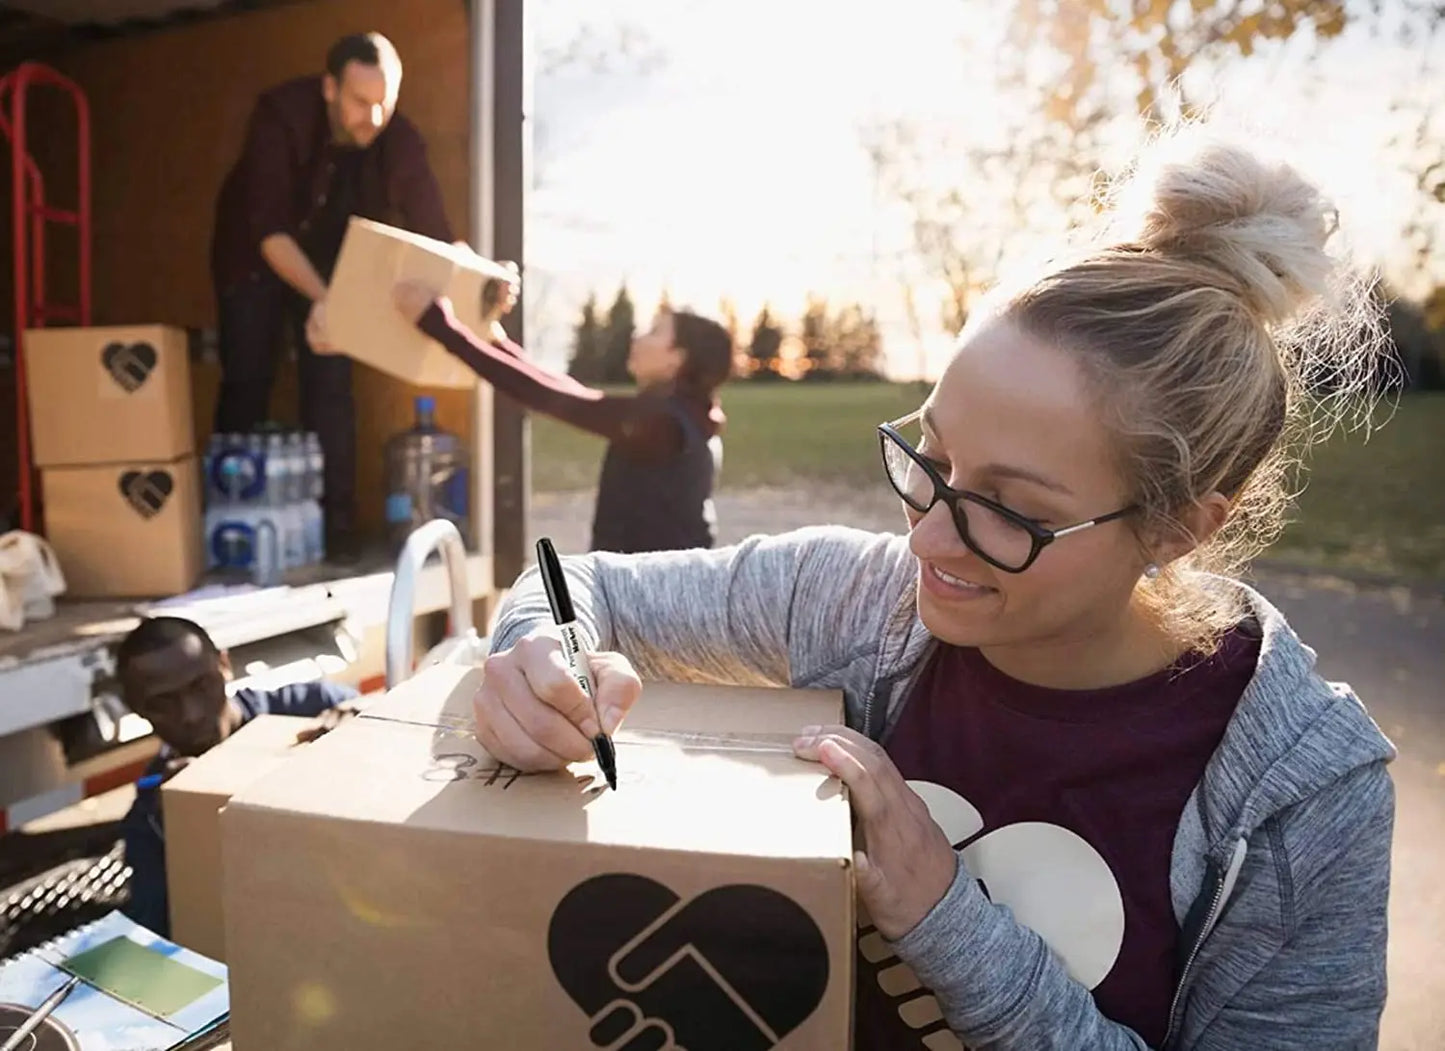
[{"left": 325, "top": 217, "right": 516, "bottom": 389}]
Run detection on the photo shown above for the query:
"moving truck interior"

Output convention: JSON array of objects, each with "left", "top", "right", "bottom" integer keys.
[{"left": 0, "top": 0, "right": 528, "bottom": 901}]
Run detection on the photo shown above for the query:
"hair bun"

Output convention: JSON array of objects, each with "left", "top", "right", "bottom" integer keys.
[{"left": 1115, "top": 134, "right": 1339, "bottom": 326}]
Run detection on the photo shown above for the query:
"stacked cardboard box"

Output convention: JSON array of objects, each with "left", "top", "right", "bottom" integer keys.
[
  {"left": 161, "top": 713, "right": 314, "bottom": 962},
  {"left": 24, "top": 324, "right": 202, "bottom": 597}
]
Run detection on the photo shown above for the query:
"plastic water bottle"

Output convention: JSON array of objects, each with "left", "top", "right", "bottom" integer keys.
[
  {"left": 304, "top": 431, "right": 326, "bottom": 562},
  {"left": 264, "top": 432, "right": 305, "bottom": 570},
  {"left": 203, "top": 436, "right": 238, "bottom": 571},
  {"left": 201, "top": 435, "right": 220, "bottom": 568},
  {"left": 258, "top": 433, "right": 286, "bottom": 567},
  {"left": 202, "top": 435, "right": 225, "bottom": 510},
  {"left": 252, "top": 517, "right": 283, "bottom": 587},
  {"left": 286, "top": 431, "right": 322, "bottom": 566},
  {"left": 206, "top": 448, "right": 258, "bottom": 572},
  {"left": 281, "top": 433, "right": 311, "bottom": 565},
  {"left": 384, "top": 396, "right": 470, "bottom": 558}
]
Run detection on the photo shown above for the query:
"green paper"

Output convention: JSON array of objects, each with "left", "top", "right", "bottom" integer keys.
[{"left": 60, "top": 936, "right": 222, "bottom": 1018}]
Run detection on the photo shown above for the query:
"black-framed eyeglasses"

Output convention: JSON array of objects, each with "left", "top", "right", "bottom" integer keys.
[{"left": 877, "top": 409, "right": 1137, "bottom": 573}]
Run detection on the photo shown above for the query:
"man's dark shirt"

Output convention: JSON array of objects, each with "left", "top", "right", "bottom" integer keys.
[
  {"left": 210, "top": 74, "right": 454, "bottom": 289},
  {"left": 120, "top": 680, "right": 357, "bottom": 937}
]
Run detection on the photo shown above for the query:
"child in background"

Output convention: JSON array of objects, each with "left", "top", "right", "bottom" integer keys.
[{"left": 393, "top": 278, "right": 734, "bottom": 554}]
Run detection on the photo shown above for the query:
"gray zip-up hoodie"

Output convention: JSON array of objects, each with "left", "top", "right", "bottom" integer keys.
[{"left": 490, "top": 525, "right": 1397, "bottom": 1050}]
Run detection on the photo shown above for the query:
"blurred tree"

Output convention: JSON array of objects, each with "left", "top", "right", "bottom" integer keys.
[
  {"left": 533, "top": 20, "right": 667, "bottom": 192},
  {"left": 537, "top": 19, "right": 668, "bottom": 78},
  {"left": 799, "top": 296, "right": 832, "bottom": 376},
  {"left": 717, "top": 297, "right": 744, "bottom": 373},
  {"left": 1006, "top": 0, "right": 1353, "bottom": 132},
  {"left": 601, "top": 285, "right": 636, "bottom": 384},
  {"left": 1386, "top": 287, "right": 1445, "bottom": 390},
  {"left": 868, "top": 0, "right": 1445, "bottom": 352},
  {"left": 567, "top": 293, "right": 605, "bottom": 383},
  {"left": 748, "top": 305, "right": 785, "bottom": 380},
  {"left": 832, "top": 303, "right": 886, "bottom": 381},
  {"left": 717, "top": 296, "right": 741, "bottom": 343},
  {"left": 796, "top": 297, "right": 887, "bottom": 380},
  {"left": 1388, "top": 69, "right": 1445, "bottom": 307}
]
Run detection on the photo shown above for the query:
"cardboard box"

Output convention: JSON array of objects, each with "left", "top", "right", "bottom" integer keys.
[
  {"left": 161, "top": 714, "right": 315, "bottom": 962},
  {"left": 23, "top": 324, "right": 193, "bottom": 467},
  {"left": 325, "top": 217, "right": 515, "bottom": 389},
  {"left": 41, "top": 455, "right": 203, "bottom": 598},
  {"left": 221, "top": 663, "right": 855, "bottom": 1050}
]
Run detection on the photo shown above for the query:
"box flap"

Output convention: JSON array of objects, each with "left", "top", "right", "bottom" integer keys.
[
  {"left": 164, "top": 714, "right": 315, "bottom": 801},
  {"left": 361, "top": 662, "right": 842, "bottom": 739},
  {"left": 229, "top": 664, "right": 851, "bottom": 863}
]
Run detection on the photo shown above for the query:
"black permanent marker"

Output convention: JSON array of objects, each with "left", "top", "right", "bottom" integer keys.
[{"left": 536, "top": 536, "right": 618, "bottom": 790}]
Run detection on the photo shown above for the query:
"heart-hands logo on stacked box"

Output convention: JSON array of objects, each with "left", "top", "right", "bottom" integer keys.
[
  {"left": 549, "top": 873, "right": 831, "bottom": 1050},
  {"left": 100, "top": 341, "right": 158, "bottom": 393},
  {"left": 118, "top": 470, "right": 173, "bottom": 519}
]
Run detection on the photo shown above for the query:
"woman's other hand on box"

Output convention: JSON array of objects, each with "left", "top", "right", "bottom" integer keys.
[
  {"left": 793, "top": 725, "right": 958, "bottom": 942},
  {"left": 475, "top": 631, "right": 641, "bottom": 771}
]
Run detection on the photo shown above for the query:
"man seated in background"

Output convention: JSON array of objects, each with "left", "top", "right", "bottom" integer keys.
[{"left": 115, "top": 615, "right": 360, "bottom": 936}]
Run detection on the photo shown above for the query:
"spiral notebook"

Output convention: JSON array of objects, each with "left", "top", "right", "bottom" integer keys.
[{"left": 0, "top": 910, "right": 229, "bottom": 1050}]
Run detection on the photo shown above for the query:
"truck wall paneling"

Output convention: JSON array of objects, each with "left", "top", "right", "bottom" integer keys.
[{"left": 3, "top": 0, "right": 483, "bottom": 539}]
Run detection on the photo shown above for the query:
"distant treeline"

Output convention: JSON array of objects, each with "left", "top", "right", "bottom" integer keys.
[
  {"left": 566, "top": 286, "right": 886, "bottom": 384},
  {"left": 565, "top": 282, "right": 1445, "bottom": 390}
]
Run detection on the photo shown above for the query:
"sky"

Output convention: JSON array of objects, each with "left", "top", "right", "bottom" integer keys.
[{"left": 521, "top": 0, "right": 1444, "bottom": 379}]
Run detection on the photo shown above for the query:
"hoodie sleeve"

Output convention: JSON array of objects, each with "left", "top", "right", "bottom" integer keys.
[
  {"left": 890, "top": 760, "right": 1394, "bottom": 1051},
  {"left": 488, "top": 525, "right": 914, "bottom": 692},
  {"left": 1187, "top": 761, "right": 1393, "bottom": 1050},
  {"left": 891, "top": 857, "right": 1153, "bottom": 1049}
]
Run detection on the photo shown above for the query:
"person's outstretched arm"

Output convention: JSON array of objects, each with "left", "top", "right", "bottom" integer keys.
[
  {"left": 489, "top": 526, "right": 915, "bottom": 690},
  {"left": 412, "top": 295, "right": 682, "bottom": 455}
]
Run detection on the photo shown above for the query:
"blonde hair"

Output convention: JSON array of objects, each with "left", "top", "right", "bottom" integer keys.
[{"left": 996, "top": 126, "right": 1392, "bottom": 652}]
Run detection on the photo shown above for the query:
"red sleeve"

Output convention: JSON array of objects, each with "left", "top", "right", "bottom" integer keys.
[
  {"left": 240, "top": 96, "right": 299, "bottom": 248},
  {"left": 387, "top": 117, "right": 455, "bottom": 243},
  {"left": 492, "top": 336, "right": 606, "bottom": 398},
  {"left": 417, "top": 300, "right": 683, "bottom": 455}
]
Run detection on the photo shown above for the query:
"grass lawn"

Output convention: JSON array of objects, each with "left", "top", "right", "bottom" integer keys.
[
  {"left": 531, "top": 383, "right": 1445, "bottom": 584},
  {"left": 530, "top": 381, "right": 928, "bottom": 491},
  {"left": 1275, "top": 392, "right": 1445, "bottom": 583}
]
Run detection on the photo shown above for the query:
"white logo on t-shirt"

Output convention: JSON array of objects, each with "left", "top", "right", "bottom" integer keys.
[{"left": 860, "top": 780, "right": 1126, "bottom": 1049}]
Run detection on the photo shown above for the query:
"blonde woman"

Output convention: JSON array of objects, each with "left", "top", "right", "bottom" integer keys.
[{"left": 474, "top": 129, "right": 1394, "bottom": 1050}]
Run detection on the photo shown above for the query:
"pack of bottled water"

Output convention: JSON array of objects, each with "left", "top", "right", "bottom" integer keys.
[{"left": 201, "top": 429, "right": 326, "bottom": 582}]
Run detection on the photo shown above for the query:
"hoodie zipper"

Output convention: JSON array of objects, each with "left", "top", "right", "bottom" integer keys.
[
  {"left": 1162, "top": 838, "right": 1248, "bottom": 1049},
  {"left": 1162, "top": 875, "right": 1225, "bottom": 1048}
]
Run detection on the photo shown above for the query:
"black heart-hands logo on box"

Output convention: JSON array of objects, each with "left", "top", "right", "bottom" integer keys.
[
  {"left": 119, "top": 470, "right": 173, "bottom": 519},
  {"left": 549, "top": 874, "right": 830, "bottom": 1051},
  {"left": 100, "top": 341, "right": 158, "bottom": 393}
]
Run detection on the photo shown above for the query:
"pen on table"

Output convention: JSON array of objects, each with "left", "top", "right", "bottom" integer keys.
[
  {"left": 535, "top": 536, "right": 617, "bottom": 791},
  {"left": 0, "top": 974, "right": 81, "bottom": 1051}
]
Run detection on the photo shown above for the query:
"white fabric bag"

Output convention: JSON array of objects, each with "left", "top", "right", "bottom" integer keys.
[{"left": 0, "top": 530, "right": 67, "bottom": 631}]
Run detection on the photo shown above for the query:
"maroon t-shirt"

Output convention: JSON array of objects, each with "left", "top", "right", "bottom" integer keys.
[{"left": 855, "top": 628, "right": 1259, "bottom": 1050}]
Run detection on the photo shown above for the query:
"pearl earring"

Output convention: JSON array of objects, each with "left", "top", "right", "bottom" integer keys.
[{"left": 1143, "top": 563, "right": 1161, "bottom": 579}]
